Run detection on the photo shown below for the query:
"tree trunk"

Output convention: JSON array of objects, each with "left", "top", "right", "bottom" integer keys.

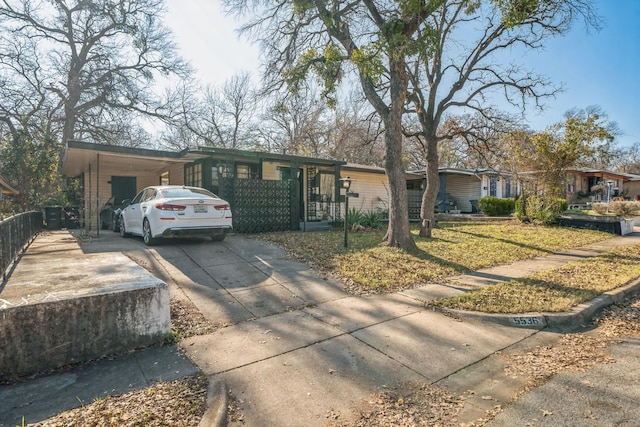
[
  {"left": 420, "top": 136, "right": 439, "bottom": 238},
  {"left": 380, "top": 58, "right": 417, "bottom": 251}
]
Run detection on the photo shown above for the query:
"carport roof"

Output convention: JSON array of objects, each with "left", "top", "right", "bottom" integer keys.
[
  {"left": 62, "top": 141, "right": 347, "bottom": 178},
  {"left": 62, "top": 140, "right": 206, "bottom": 177}
]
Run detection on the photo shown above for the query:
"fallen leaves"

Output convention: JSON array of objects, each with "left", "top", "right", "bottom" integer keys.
[
  {"left": 170, "top": 298, "right": 217, "bottom": 339},
  {"left": 32, "top": 375, "right": 208, "bottom": 427},
  {"left": 326, "top": 381, "right": 465, "bottom": 427}
]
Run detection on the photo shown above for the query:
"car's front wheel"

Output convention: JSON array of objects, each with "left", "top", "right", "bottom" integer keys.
[
  {"left": 142, "top": 219, "right": 159, "bottom": 246},
  {"left": 119, "top": 217, "right": 129, "bottom": 238}
]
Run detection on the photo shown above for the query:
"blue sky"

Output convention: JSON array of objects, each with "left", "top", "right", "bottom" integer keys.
[{"left": 165, "top": 0, "right": 640, "bottom": 148}]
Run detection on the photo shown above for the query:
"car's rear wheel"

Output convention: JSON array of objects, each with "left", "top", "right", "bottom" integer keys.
[
  {"left": 143, "top": 219, "right": 159, "bottom": 246},
  {"left": 210, "top": 233, "right": 226, "bottom": 242},
  {"left": 119, "top": 217, "right": 129, "bottom": 238}
]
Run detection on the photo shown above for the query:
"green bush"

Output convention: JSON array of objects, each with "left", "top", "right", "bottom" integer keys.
[
  {"left": 345, "top": 208, "right": 384, "bottom": 229},
  {"left": 515, "top": 195, "right": 568, "bottom": 225},
  {"left": 477, "top": 196, "right": 516, "bottom": 216},
  {"left": 347, "top": 208, "right": 365, "bottom": 228},
  {"left": 361, "top": 210, "right": 382, "bottom": 228}
]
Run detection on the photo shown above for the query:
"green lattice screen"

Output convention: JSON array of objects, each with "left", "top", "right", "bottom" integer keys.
[{"left": 222, "top": 179, "right": 292, "bottom": 233}]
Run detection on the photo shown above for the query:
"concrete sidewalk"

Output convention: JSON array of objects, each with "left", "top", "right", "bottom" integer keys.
[{"left": 1, "top": 229, "right": 639, "bottom": 426}]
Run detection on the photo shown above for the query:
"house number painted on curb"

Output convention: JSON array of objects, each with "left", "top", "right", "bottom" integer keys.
[{"left": 511, "top": 316, "right": 544, "bottom": 326}]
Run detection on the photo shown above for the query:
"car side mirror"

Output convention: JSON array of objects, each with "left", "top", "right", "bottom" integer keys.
[{"left": 121, "top": 199, "right": 131, "bottom": 207}]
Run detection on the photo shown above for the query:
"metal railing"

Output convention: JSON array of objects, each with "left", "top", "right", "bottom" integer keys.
[{"left": 1, "top": 211, "right": 43, "bottom": 282}]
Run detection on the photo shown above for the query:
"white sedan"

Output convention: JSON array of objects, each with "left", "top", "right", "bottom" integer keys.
[{"left": 119, "top": 185, "right": 232, "bottom": 246}]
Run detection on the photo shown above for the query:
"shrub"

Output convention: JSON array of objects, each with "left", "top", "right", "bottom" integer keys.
[
  {"left": 361, "top": 210, "right": 382, "bottom": 228},
  {"left": 347, "top": 208, "right": 365, "bottom": 228},
  {"left": 477, "top": 196, "right": 515, "bottom": 216},
  {"left": 515, "top": 195, "right": 568, "bottom": 225},
  {"left": 608, "top": 201, "right": 640, "bottom": 217},
  {"left": 591, "top": 203, "right": 608, "bottom": 215}
]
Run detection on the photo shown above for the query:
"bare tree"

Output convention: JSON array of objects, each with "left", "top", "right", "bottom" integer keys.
[
  {"left": 404, "top": 0, "right": 601, "bottom": 237},
  {"left": 258, "top": 87, "right": 333, "bottom": 157},
  {"left": 614, "top": 142, "right": 640, "bottom": 174},
  {"left": 0, "top": 0, "right": 190, "bottom": 146},
  {"left": 406, "top": 112, "right": 518, "bottom": 170},
  {"left": 329, "top": 93, "right": 386, "bottom": 166},
  {"left": 0, "top": 33, "right": 64, "bottom": 209},
  {"left": 164, "top": 72, "right": 257, "bottom": 150}
]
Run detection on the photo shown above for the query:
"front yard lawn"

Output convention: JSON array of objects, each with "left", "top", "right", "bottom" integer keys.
[
  {"left": 437, "top": 242, "right": 640, "bottom": 313},
  {"left": 260, "top": 221, "right": 612, "bottom": 294}
]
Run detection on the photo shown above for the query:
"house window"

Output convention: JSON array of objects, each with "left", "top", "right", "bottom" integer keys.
[
  {"left": 504, "top": 178, "right": 511, "bottom": 198},
  {"left": 319, "top": 172, "right": 335, "bottom": 202},
  {"left": 185, "top": 163, "right": 202, "bottom": 187},
  {"left": 489, "top": 175, "right": 497, "bottom": 197},
  {"left": 236, "top": 163, "right": 259, "bottom": 179}
]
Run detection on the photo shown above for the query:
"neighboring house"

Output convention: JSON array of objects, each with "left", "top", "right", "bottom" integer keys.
[
  {"left": 624, "top": 175, "right": 640, "bottom": 201},
  {"left": 408, "top": 168, "right": 519, "bottom": 214},
  {"left": 564, "top": 169, "right": 640, "bottom": 205}
]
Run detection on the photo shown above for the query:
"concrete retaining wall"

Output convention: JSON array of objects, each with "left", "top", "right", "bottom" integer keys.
[
  {"left": 0, "top": 281, "right": 170, "bottom": 381},
  {"left": 557, "top": 215, "right": 635, "bottom": 235}
]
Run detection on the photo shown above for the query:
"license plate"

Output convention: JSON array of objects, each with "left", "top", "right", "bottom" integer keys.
[{"left": 194, "top": 205, "right": 208, "bottom": 213}]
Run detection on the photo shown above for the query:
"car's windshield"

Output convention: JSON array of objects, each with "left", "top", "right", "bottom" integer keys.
[{"left": 159, "top": 188, "right": 218, "bottom": 199}]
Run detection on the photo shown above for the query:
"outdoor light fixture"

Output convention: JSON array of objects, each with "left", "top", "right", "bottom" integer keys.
[{"left": 341, "top": 176, "right": 352, "bottom": 189}]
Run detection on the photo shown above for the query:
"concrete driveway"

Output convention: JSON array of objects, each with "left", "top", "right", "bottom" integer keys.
[{"left": 79, "top": 231, "right": 541, "bottom": 426}]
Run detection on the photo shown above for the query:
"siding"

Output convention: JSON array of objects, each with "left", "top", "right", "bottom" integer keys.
[
  {"left": 167, "top": 162, "right": 185, "bottom": 185},
  {"left": 340, "top": 171, "right": 389, "bottom": 216},
  {"left": 444, "top": 175, "right": 481, "bottom": 213},
  {"left": 262, "top": 160, "right": 289, "bottom": 181}
]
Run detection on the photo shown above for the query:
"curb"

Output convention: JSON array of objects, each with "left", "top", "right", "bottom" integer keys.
[
  {"left": 438, "top": 278, "right": 640, "bottom": 330},
  {"left": 198, "top": 377, "right": 228, "bottom": 427}
]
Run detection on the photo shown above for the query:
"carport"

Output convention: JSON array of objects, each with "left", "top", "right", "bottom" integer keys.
[{"left": 62, "top": 140, "right": 206, "bottom": 234}]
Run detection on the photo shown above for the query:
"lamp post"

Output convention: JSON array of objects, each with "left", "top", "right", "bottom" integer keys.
[
  {"left": 340, "top": 177, "right": 352, "bottom": 248},
  {"left": 606, "top": 180, "right": 614, "bottom": 212}
]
